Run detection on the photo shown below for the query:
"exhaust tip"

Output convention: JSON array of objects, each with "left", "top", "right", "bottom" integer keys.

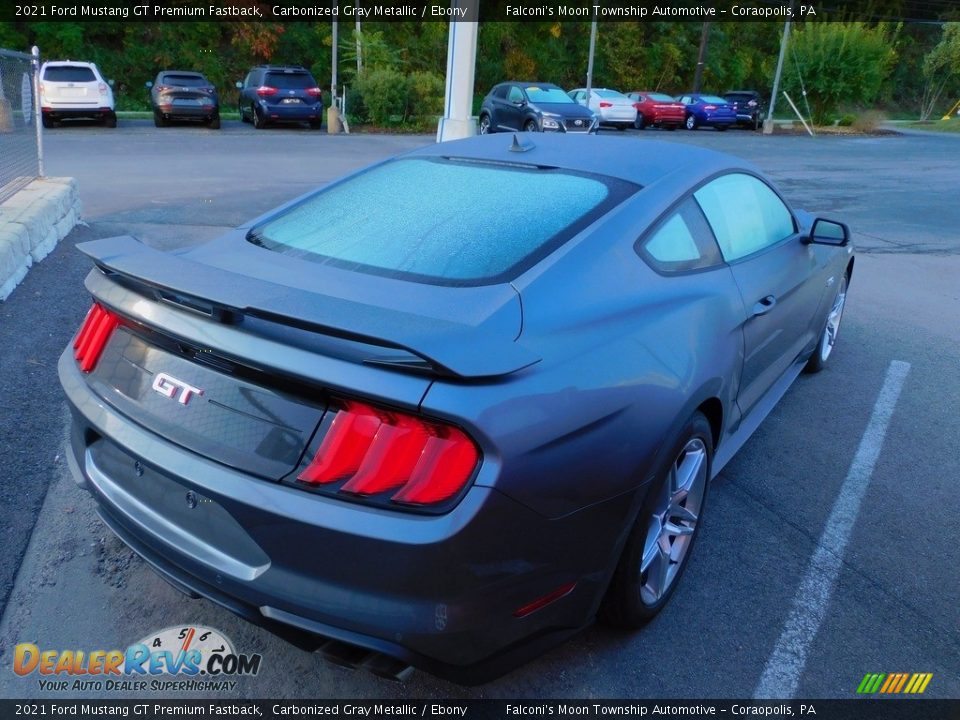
[{"left": 361, "top": 653, "right": 415, "bottom": 683}]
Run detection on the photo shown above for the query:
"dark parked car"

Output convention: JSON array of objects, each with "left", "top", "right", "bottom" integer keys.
[
  {"left": 237, "top": 65, "right": 323, "bottom": 129},
  {"left": 626, "top": 91, "right": 686, "bottom": 130},
  {"left": 60, "top": 135, "right": 852, "bottom": 684},
  {"left": 478, "top": 82, "right": 596, "bottom": 134},
  {"left": 677, "top": 93, "right": 737, "bottom": 131},
  {"left": 724, "top": 90, "right": 765, "bottom": 130},
  {"left": 147, "top": 70, "right": 220, "bottom": 128}
]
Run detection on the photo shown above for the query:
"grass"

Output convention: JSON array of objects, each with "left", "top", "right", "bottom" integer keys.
[
  {"left": 903, "top": 118, "right": 960, "bottom": 133},
  {"left": 116, "top": 110, "right": 240, "bottom": 120}
]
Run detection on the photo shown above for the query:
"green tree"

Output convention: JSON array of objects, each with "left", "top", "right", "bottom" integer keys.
[
  {"left": 919, "top": 23, "right": 960, "bottom": 120},
  {"left": 782, "top": 22, "right": 899, "bottom": 124}
]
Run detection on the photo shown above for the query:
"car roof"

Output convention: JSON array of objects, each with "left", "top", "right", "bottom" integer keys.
[
  {"left": 160, "top": 70, "right": 205, "bottom": 77},
  {"left": 499, "top": 81, "right": 561, "bottom": 88},
  {"left": 410, "top": 134, "right": 755, "bottom": 188},
  {"left": 42, "top": 61, "right": 98, "bottom": 67}
]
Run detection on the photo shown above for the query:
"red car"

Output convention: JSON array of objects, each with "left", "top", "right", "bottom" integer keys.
[{"left": 626, "top": 91, "right": 686, "bottom": 130}]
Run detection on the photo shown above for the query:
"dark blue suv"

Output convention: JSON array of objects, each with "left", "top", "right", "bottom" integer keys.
[{"left": 237, "top": 66, "right": 323, "bottom": 130}]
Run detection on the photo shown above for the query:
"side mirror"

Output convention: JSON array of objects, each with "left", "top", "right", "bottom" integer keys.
[
  {"left": 145, "top": 81, "right": 153, "bottom": 89},
  {"left": 235, "top": 81, "right": 243, "bottom": 89},
  {"left": 807, "top": 218, "right": 850, "bottom": 246}
]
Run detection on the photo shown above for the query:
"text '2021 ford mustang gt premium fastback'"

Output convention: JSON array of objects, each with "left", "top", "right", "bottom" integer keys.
[{"left": 59, "top": 134, "right": 853, "bottom": 684}]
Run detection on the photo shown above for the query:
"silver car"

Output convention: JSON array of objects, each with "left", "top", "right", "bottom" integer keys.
[{"left": 569, "top": 88, "right": 638, "bottom": 130}]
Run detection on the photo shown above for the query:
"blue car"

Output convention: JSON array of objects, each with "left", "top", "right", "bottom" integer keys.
[
  {"left": 59, "top": 135, "right": 852, "bottom": 683},
  {"left": 677, "top": 93, "right": 737, "bottom": 131}
]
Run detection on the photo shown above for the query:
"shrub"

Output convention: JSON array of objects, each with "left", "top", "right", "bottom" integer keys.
[
  {"left": 851, "top": 110, "right": 887, "bottom": 133},
  {"left": 353, "top": 68, "right": 408, "bottom": 126}
]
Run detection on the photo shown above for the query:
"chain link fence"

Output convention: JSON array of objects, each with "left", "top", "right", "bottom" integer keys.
[{"left": 0, "top": 47, "right": 41, "bottom": 205}]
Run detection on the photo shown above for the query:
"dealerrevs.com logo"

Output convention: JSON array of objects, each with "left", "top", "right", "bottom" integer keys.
[{"left": 12, "top": 626, "right": 262, "bottom": 693}]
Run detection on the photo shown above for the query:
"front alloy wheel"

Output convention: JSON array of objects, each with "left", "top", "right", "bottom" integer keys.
[
  {"left": 478, "top": 115, "right": 491, "bottom": 135},
  {"left": 805, "top": 273, "right": 848, "bottom": 373},
  {"left": 524, "top": 119, "right": 539, "bottom": 132},
  {"left": 600, "top": 412, "right": 712, "bottom": 627}
]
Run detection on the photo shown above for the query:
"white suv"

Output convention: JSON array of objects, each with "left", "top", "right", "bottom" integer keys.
[{"left": 40, "top": 61, "right": 116, "bottom": 128}]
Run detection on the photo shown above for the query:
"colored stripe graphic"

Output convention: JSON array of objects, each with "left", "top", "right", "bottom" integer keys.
[{"left": 857, "top": 673, "right": 932, "bottom": 694}]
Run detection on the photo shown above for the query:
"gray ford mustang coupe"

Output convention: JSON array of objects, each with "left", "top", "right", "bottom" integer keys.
[{"left": 59, "top": 134, "right": 852, "bottom": 683}]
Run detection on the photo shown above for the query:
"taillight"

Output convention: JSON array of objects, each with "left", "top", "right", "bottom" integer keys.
[
  {"left": 73, "top": 302, "right": 119, "bottom": 373},
  {"left": 306, "top": 87, "right": 322, "bottom": 98},
  {"left": 298, "top": 400, "right": 480, "bottom": 507},
  {"left": 747, "top": 100, "right": 758, "bottom": 107},
  {"left": 256, "top": 86, "right": 278, "bottom": 97},
  {"left": 156, "top": 85, "right": 172, "bottom": 93},
  {"left": 98, "top": 83, "right": 108, "bottom": 95},
  {"left": 598, "top": 101, "right": 613, "bottom": 108}
]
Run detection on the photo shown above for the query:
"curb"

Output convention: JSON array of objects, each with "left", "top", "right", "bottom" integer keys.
[{"left": 0, "top": 177, "right": 82, "bottom": 301}]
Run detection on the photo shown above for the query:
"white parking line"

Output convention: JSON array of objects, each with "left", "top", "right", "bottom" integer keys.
[{"left": 754, "top": 360, "right": 911, "bottom": 699}]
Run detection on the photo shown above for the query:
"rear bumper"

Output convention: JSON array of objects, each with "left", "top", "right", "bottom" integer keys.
[
  {"left": 156, "top": 103, "right": 218, "bottom": 120},
  {"left": 650, "top": 113, "right": 685, "bottom": 126},
  {"left": 58, "top": 349, "right": 612, "bottom": 683},
  {"left": 42, "top": 106, "right": 114, "bottom": 120},
  {"left": 703, "top": 114, "right": 736, "bottom": 126},
  {"left": 260, "top": 101, "right": 323, "bottom": 123}
]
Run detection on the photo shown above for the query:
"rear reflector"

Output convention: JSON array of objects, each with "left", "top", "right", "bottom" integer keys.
[
  {"left": 513, "top": 582, "right": 577, "bottom": 618},
  {"left": 298, "top": 400, "right": 479, "bottom": 506},
  {"left": 73, "top": 302, "right": 119, "bottom": 372}
]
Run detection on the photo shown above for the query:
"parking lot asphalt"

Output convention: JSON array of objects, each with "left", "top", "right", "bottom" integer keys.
[{"left": 0, "top": 121, "right": 957, "bottom": 699}]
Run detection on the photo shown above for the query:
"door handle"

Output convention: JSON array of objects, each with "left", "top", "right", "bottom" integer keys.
[{"left": 752, "top": 295, "right": 777, "bottom": 317}]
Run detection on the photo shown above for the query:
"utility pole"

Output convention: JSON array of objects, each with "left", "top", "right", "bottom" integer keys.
[
  {"left": 692, "top": 22, "right": 710, "bottom": 93},
  {"left": 585, "top": 11, "right": 598, "bottom": 95},
  {"left": 765, "top": 5, "right": 793, "bottom": 134},
  {"left": 329, "top": 20, "right": 341, "bottom": 133}
]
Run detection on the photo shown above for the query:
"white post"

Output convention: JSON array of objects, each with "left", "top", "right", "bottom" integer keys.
[
  {"left": 586, "top": 15, "right": 597, "bottom": 95},
  {"left": 436, "top": 8, "right": 478, "bottom": 143},
  {"left": 32, "top": 45, "right": 43, "bottom": 177},
  {"left": 765, "top": 6, "right": 793, "bottom": 134}
]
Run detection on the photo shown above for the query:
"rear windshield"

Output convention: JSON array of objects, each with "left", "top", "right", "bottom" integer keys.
[
  {"left": 700, "top": 95, "right": 728, "bottom": 104},
  {"left": 265, "top": 72, "right": 315, "bottom": 89},
  {"left": 248, "top": 157, "right": 638, "bottom": 285},
  {"left": 726, "top": 93, "right": 758, "bottom": 102},
  {"left": 596, "top": 89, "right": 628, "bottom": 99},
  {"left": 526, "top": 87, "right": 574, "bottom": 104},
  {"left": 647, "top": 92, "right": 675, "bottom": 102},
  {"left": 161, "top": 74, "right": 208, "bottom": 87},
  {"left": 44, "top": 66, "right": 96, "bottom": 82}
]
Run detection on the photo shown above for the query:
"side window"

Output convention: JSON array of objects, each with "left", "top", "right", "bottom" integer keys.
[
  {"left": 507, "top": 86, "right": 524, "bottom": 103},
  {"left": 694, "top": 173, "right": 796, "bottom": 262},
  {"left": 637, "top": 198, "right": 723, "bottom": 273},
  {"left": 493, "top": 85, "right": 508, "bottom": 100},
  {"left": 243, "top": 72, "right": 254, "bottom": 88}
]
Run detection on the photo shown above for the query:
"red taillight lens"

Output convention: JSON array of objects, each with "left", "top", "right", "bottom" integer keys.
[
  {"left": 598, "top": 101, "right": 613, "bottom": 108},
  {"left": 298, "top": 400, "right": 480, "bottom": 507},
  {"left": 98, "top": 83, "right": 108, "bottom": 95},
  {"left": 73, "top": 302, "right": 119, "bottom": 373},
  {"left": 256, "top": 86, "right": 278, "bottom": 97},
  {"left": 156, "top": 85, "right": 172, "bottom": 92},
  {"left": 306, "top": 87, "right": 322, "bottom": 98}
]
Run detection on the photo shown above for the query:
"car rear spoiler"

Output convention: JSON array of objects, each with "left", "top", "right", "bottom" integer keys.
[{"left": 77, "top": 235, "right": 540, "bottom": 379}]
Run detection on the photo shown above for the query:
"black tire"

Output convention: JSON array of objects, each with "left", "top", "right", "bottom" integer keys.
[
  {"left": 523, "top": 119, "right": 539, "bottom": 133},
  {"left": 208, "top": 113, "right": 221, "bottom": 129},
  {"left": 478, "top": 114, "right": 492, "bottom": 135},
  {"left": 153, "top": 110, "right": 166, "bottom": 128},
  {"left": 633, "top": 114, "right": 645, "bottom": 130},
  {"left": 666, "top": 124, "right": 678, "bottom": 131},
  {"left": 104, "top": 112, "right": 117, "bottom": 129},
  {"left": 616, "top": 123, "right": 628, "bottom": 131},
  {"left": 239, "top": 102, "right": 250, "bottom": 123},
  {"left": 716, "top": 124, "right": 728, "bottom": 132},
  {"left": 754, "top": 116, "right": 762, "bottom": 131},
  {"left": 41, "top": 115, "right": 55, "bottom": 129},
  {"left": 309, "top": 119, "right": 322, "bottom": 130},
  {"left": 685, "top": 114, "right": 698, "bottom": 131},
  {"left": 600, "top": 412, "right": 713, "bottom": 628},
  {"left": 805, "top": 273, "right": 848, "bottom": 374},
  {"left": 252, "top": 105, "right": 265, "bottom": 129}
]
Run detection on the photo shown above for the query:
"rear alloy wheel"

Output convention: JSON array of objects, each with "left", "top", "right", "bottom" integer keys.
[
  {"left": 252, "top": 105, "right": 265, "bottom": 129},
  {"left": 153, "top": 110, "right": 166, "bottom": 128},
  {"left": 600, "top": 412, "right": 712, "bottom": 627},
  {"left": 239, "top": 103, "right": 250, "bottom": 123},
  {"left": 805, "top": 273, "right": 848, "bottom": 374},
  {"left": 478, "top": 114, "right": 491, "bottom": 135},
  {"left": 685, "top": 114, "right": 698, "bottom": 131},
  {"left": 523, "top": 119, "right": 539, "bottom": 133},
  {"left": 633, "top": 115, "right": 645, "bottom": 130}
]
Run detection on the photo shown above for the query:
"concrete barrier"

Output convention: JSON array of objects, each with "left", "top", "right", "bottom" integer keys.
[{"left": 0, "top": 177, "right": 81, "bottom": 301}]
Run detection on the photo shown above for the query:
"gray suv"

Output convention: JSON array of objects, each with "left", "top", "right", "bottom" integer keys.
[
  {"left": 478, "top": 82, "right": 597, "bottom": 134},
  {"left": 236, "top": 65, "right": 323, "bottom": 130}
]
